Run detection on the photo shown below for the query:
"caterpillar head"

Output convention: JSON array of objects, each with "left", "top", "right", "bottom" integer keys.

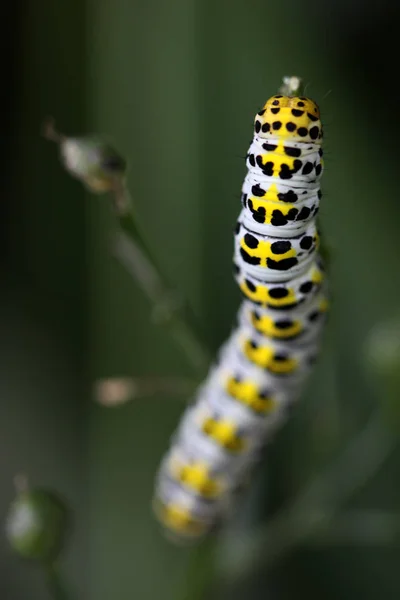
[{"left": 254, "top": 95, "right": 322, "bottom": 144}]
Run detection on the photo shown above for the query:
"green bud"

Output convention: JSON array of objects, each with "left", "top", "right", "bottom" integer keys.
[
  {"left": 43, "top": 117, "right": 127, "bottom": 194},
  {"left": 5, "top": 487, "right": 69, "bottom": 562},
  {"left": 60, "top": 136, "right": 127, "bottom": 193}
]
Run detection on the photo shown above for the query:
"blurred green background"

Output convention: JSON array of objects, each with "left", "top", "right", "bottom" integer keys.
[{"left": 2, "top": 0, "right": 400, "bottom": 598}]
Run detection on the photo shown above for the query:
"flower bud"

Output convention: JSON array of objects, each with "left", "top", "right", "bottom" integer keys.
[
  {"left": 60, "top": 136, "right": 127, "bottom": 193},
  {"left": 6, "top": 485, "right": 69, "bottom": 562},
  {"left": 43, "top": 117, "right": 127, "bottom": 194}
]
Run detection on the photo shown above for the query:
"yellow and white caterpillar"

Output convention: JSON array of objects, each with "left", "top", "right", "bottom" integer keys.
[{"left": 153, "top": 81, "right": 328, "bottom": 541}]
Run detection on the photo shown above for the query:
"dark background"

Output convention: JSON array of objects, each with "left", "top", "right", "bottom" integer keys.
[{"left": 2, "top": 1, "right": 400, "bottom": 598}]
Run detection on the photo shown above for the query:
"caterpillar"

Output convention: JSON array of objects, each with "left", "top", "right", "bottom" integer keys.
[{"left": 153, "top": 77, "right": 328, "bottom": 542}]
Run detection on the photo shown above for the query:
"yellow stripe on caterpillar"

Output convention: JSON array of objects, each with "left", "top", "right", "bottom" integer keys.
[
  {"left": 254, "top": 141, "right": 300, "bottom": 177},
  {"left": 201, "top": 417, "right": 247, "bottom": 453},
  {"left": 171, "top": 459, "right": 224, "bottom": 498},
  {"left": 240, "top": 235, "right": 297, "bottom": 265},
  {"left": 155, "top": 500, "right": 208, "bottom": 537},
  {"left": 237, "top": 289, "right": 329, "bottom": 344},
  {"left": 242, "top": 338, "right": 299, "bottom": 374},
  {"left": 235, "top": 219, "right": 319, "bottom": 280},
  {"left": 250, "top": 312, "right": 303, "bottom": 339},
  {"left": 224, "top": 376, "right": 277, "bottom": 414},
  {"left": 235, "top": 259, "right": 325, "bottom": 308}
]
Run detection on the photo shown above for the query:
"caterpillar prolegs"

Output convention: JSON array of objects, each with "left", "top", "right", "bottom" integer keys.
[{"left": 153, "top": 79, "right": 328, "bottom": 541}]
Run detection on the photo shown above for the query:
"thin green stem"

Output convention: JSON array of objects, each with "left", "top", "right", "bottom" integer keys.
[
  {"left": 113, "top": 210, "right": 211, "bottom": 376},
  {"left": 178, "top": 537, "right": 218, "bottom": 600},
  {"left": 44, "top": 563, "right": 71, "bottom": 600},
  {"left": 128, "top": 376, "right": 199, "bottom": 398},
  {"left": 94, "top": 375, "right": 199, "bottom": 406}
]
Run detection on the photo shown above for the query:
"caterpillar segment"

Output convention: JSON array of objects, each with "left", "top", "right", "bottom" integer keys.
[
  {"left": 234, "top": 217, "right": 319, "bottom": 281},
  {"left": 237, "top": 291, "right": 328, "bottom": 343},
  {"left": 234, "top": 258, "right": 325, "bottom": 310},
  {"left": 153, "top": 83, "right": 328, "bottom": 541},
  {"left": 240, "top": 178, "right": 321, "bottom": 235}
]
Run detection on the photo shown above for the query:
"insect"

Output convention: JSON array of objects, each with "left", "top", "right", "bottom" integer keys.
[{"left": 153, "top": 78, "right": 328, "bottom": 542}]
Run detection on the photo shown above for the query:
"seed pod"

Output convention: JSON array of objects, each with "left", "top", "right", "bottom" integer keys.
[
  {"left": 59, "top": 135, "right": 127, "bottom": 193},
  {"left": 5, "top": 486, "right": 69, "bottom": 562},
  {"left": 43, "top": 117, "right": 130, "bottom": 213}
]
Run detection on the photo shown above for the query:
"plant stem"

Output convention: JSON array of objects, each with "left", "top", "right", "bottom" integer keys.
[
  {"left": 94, "top": 375, "right": 199, "bottom": 406},
  {"left": 45, "top": 563, "right": 70, "bottom": 600},
  {"left": 113, "top": 210, "right": 211, "bottom": 376},
  {"left": 178, "top": 537, "right": 218, "bottom": 600}
]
